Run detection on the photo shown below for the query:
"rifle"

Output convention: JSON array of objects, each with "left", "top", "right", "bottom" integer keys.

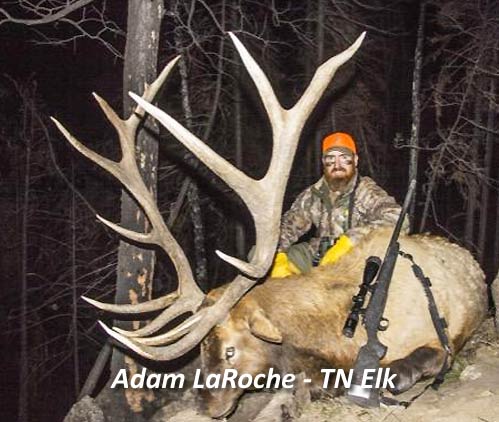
[{"left": 346, "top": 179, "right": 416, "bottom": 407}]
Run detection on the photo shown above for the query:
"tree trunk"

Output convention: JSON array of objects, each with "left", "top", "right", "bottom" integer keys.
[
  {"left": 18, "top": 85, "right": 32, "bottom": 422},
  {"left": 169, "top": 2, "right": 226, "bottom": 289},
  {"left": 78, "top": 343, "right": 112, "bottom": 400},
  {"left": 232, "top": 2, "right": 246, "bottom": 259},
  {"left": 419, "top": 15, "right": 488, "bottom": 232},
  {"left": 107, "top": 1, "right": 163, "bottom": 419},
  {"left": 477, "top": 76, "right": 495, "bottom": 264},
  {"left": 174, "top": 31, "right": 209, "bottom": 287},
  {"left": 314, "top": 0, "right": 325, "bottom": 179},
  {"left": 464, "top": 84, "right": 483, "bottom": 250},
  {"left": 464, "top": 146, "right": 478, "bottom": 250},
  {"left": 408, "top": 0, "right": 426, "bottom": 230},
  {"left": 304, "top": 0, "right": 314, "bottom": 182},
  {"left": 70, "top": 160, "right": 80, "bottom": 398}
]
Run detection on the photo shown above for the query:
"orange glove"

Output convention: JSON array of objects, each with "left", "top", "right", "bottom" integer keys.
[
  {"left": 270, "top": 252, "right": 301, "bottom": 278},
  {"left": 319, "top": 235, "right": 353, "bottom": 266}
]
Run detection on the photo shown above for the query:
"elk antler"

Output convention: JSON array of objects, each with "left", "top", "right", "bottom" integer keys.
[
  {"left": 53, "top": 31, "right": 365, "bottom": 360},
  {"left": 51, "top": 56, "right": 205, "bottom": 336}
]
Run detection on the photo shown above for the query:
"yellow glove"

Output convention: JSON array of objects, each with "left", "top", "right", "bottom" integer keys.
[
  {"left": 270, "top": 252, "right": 301, "bottom": 278},
  {"left": 319, "top": 235, "right": 353, "bottom": 266}
]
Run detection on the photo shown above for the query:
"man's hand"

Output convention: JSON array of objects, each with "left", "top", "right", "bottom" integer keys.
[
  {"left": 320, "top": 235, "right": 353, "bottom": 266},
  {"left": 270, "top": 252, "right": 301, "bottom": 278}
]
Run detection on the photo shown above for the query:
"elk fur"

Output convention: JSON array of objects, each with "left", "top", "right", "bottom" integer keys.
[{"left": 200, "top": 227, "right": 487, "bottom": 417}]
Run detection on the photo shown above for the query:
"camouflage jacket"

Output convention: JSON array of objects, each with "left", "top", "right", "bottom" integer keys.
[{"left": 278, "top": 174, "right": 405, "bottom": 254}]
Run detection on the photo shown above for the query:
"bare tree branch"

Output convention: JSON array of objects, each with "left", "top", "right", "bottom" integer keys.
[
  {"left": 0, "top": 0, "right": 124, "bottom": 58},
  {"left": 0, "top": 0, "right": 94, "bottom": 26}
]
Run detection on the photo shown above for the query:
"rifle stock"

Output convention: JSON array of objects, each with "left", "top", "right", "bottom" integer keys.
[
  {"left": 346, "top": 180, "right": 416, "bottom": 407},
  {"left": 348, "top": 341, "right": 386, "bottom": 407}
]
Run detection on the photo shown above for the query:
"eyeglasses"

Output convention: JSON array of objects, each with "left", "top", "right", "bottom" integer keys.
[{"left": 322, "top": 153, "right": 354, "bottom": 167}]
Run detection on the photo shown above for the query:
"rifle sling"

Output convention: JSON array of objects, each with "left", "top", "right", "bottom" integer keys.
[
  {"left": 387, "top": 250, "right": 452, "bottom": 408},
  {"left": 387, "top": 251, "right": 451, "bottom": 408}
]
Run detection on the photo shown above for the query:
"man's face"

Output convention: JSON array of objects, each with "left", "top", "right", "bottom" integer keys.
[{"left": 322, "top": 148, "right": 358, "bottom": 189}]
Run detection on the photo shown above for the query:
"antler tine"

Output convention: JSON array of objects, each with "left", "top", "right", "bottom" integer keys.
[
  {"left": 53, "top": 55, "right": 205, "bottom": 323},
  {"left": 95, "top": 213, "right": 202, "bottom": 295},
  {"left": 99, "top": 274, "right": 256, "bottom": 360},
  {"left": 130, "top": 55, "right": 181, "bottom": 125},
  {"left": 227, "top": 32, "right": 283, "bottom": 129},
  {"left": 81, "top": 292, "right": 178, "bottom": 314},
  {"left": 130, "top": 93, "right": 255, "bottom": 197},
  {"left": 111, "top": 295, "right": 202, "bottom": 338},
  {"left": 292, "top": 32, "right": 366, "bottom": 127},
  {"left": 118, "top": 311, "right": 204, "bottom": 345},
  {"left": 50, "top": 117, "right": 122, "bottom": 181}
]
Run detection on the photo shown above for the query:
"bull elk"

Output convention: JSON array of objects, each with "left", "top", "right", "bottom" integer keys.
[{"left": 52, "top": 32, "right": 487, "bottom": 419}]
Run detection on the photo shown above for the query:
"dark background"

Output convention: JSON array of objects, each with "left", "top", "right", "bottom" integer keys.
[{"left": 1, "top": 1, "right": 498, "bottom": 421}]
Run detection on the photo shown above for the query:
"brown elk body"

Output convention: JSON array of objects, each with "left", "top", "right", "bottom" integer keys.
[{"left": 200, "top": 228, "right": 487, "bottom": 418}]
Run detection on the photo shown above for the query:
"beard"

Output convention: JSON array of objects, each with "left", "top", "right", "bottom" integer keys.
[{"left": 324, "top": 167, "right": 356, "bottom": 192}]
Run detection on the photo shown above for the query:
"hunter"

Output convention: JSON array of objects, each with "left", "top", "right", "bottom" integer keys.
[{"left": 271, "top": 132, "right": 406, "bottom": 277}]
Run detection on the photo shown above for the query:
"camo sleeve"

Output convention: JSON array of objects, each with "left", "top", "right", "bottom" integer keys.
[
  {"left": 346, "top": 177, "right": 409, "bottom": 245},
  {"left": 278, "top": 188, "right": 314, "bottom": 252}
]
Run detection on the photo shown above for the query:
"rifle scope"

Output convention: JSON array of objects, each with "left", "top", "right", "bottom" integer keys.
[{"left": 342, "top": 256, "right": 381, "bottom": 338}]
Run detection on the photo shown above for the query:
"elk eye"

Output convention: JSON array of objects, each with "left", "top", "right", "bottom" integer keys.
[{"left": 225, "top": 346, "right": 235, "bottom": 360}]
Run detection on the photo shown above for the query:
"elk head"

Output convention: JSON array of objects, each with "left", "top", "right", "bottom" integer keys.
[
  {"left": 199, "top": 290, "right": 284, "bottom": 418},
  {"left": 51, "top": 32, "right": 365, "bottom": 361}
]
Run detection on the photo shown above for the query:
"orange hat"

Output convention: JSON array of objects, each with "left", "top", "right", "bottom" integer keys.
[{"left": 322, "top": 132, "right": 357, "bottom": 154}]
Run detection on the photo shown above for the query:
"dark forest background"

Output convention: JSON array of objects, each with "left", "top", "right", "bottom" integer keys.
[{"left": 1, "top": 1, "right": 498, "bottom": 421}]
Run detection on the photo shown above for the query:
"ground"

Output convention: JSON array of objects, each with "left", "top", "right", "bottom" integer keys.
[
  {"left": 297, "top": 318, "right": 499, "bottom": 422},
  {"left": 65, "top": 318, "right": 499, "bottom": 421}
]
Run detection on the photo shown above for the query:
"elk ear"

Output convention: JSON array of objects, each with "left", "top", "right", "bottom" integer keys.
[{"left": 248, "top": 309, "right": 282, "bottom": 343}]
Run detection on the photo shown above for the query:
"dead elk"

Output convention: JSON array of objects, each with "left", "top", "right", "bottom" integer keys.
[
  {"left": 51, "top": 30, "right": 487, "bottom": 418},
  {"left": 200, "top": 228, "right": 487, "bottom": 418}
]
